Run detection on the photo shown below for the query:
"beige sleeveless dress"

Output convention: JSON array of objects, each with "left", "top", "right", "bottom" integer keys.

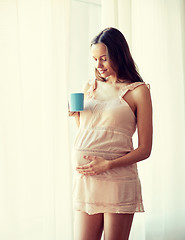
[{"left": 72, "top": 80, "right": 148, "bottom": 215}]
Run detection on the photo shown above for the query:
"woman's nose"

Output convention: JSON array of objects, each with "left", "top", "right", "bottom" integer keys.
[{"left": 96, "top": 60, "right": 103, "bottom": 68}]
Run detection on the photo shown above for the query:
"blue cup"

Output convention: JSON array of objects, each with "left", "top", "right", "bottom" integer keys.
[{"left": 69, "top": 93, "right": 84, "bottom": 112}]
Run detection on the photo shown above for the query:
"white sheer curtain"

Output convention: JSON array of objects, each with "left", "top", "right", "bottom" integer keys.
[
  {"left": 0, "top": 0, "right": 73, "bottom": 239},
  {"left": 1, "top": 0, "right": 185, "bottom": 239},
  {"left": 102, "top": 0, "right": 185, "bottom": 239}
]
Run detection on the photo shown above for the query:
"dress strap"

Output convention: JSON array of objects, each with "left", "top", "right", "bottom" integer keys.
[{"left": 119, "top": 82, "right": 150, "bottom": 99}]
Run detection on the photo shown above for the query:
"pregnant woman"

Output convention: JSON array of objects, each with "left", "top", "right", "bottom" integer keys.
[{"left": 69, "top": 27, "right": 153, "bottom": 240}]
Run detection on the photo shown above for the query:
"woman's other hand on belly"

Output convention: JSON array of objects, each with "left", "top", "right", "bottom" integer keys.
[{"left": 76, "top": 155, "right": 111, "bottom": 176}]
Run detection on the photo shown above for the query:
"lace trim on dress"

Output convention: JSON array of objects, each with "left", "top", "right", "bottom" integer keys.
[
  {"left": 74, "top": 202, "right": 144, "bottom": 215},
  {"left": 86, "top": 79, "right": 97, "bottom": 99},
  {"left": 119, "top": 82, "right": 150, "bottom": 99},
  {"left": 87, "top": 80, "right": 150, "bottom": 100}
]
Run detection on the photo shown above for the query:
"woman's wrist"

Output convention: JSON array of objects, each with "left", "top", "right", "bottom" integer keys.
[{"left": 107, "top": 160, "right": 114, "bottom": 170}]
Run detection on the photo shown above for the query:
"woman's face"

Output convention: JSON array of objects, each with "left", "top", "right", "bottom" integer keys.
[{"left": 91, "top": 43, "right": 116, "bottom": 79}]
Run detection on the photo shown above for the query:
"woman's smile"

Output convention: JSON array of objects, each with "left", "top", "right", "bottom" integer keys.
[{"left": 98, "top": 69, "right": 107, "bottom": 75}]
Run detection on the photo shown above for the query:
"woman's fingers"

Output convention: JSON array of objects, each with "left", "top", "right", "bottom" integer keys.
[
  {"left": 76, "top": 156, "right": 108, "bottom": 176},
  {"left": 83, "top": 155, "right": 98, "bottom": 161},
  {"left": 76, "top": 163, "right": 92, "bottom": 170},
  {"left": 68, "top": 111, "right": 79, "bottom": 117},
  {"left": 68, "top": 102, "right": 79, "bottom": 116},
  {"left": 77, "top": 168, "right": 97, "bottom": 176},
  {"left": 68, "top": 111, "right": 75, "bottom": 116},
  {"left": 76, "top": 162, "right": 96, "bottom": 175}
]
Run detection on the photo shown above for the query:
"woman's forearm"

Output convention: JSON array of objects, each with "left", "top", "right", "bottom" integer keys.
[
  {"left": 109, "top": 146, "right": 151, "bottom": 170},
  {"left": 69, "top": 111, "right": 80, "bottom": 127},
  {"left": 75, "top": 113, "right": 80, "bottom": 127}
]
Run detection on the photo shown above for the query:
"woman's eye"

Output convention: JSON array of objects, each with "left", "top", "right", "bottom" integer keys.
[{"left": 93, "top": 57, "right": 106, "bottom": 61}]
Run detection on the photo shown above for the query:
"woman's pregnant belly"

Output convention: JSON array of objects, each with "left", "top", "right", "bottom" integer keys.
[{"left": 71, "top": 148, "right": 138, "bottom": 180}]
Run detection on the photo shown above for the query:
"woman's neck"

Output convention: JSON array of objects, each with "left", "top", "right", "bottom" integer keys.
[
  {"left": 105, "top": 76, "right": 117, "bottom": 85},
  {"left": 105, "top": 77, "right": 130, "bottom": 86}
]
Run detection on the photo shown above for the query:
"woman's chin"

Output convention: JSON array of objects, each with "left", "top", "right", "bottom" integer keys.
[{"left": 100, "top": 73, "right": 109, "bottom": 78}]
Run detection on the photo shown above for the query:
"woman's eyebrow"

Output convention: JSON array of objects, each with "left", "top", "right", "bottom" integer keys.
[{"left": 93, "top": 54, "right": 106, "bottom": 58}]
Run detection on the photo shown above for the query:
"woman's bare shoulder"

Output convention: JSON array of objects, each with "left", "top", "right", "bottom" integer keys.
[
  {"left": 132, "top": 83, "right": 150, "bottom": 97},
  {"left": 132, "top": 83, "right": 152, "bottom": 108}
]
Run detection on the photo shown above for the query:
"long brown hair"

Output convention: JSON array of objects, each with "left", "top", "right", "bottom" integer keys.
[{"left": 91, "top": 27, "right": 143, "bottom": 83}]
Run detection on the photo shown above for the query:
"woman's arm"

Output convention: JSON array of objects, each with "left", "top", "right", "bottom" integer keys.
[
  {"left": 76, "top": 84, "right": 153, "bottom": 175},
  {"left": 68, "top": 109, "right": 80, "bottom": 127},
  {"left": 109, "top": 84, "right": 153, "bottom": 169}
]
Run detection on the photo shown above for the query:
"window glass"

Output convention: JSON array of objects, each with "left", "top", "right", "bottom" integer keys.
[{"left": 69, "top": 0, "right": 101, "bottom": 93}]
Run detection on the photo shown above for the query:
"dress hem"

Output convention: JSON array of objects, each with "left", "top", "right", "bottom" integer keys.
[{"left": 74, "top": 202, "right": 144, "bottom": 215}]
